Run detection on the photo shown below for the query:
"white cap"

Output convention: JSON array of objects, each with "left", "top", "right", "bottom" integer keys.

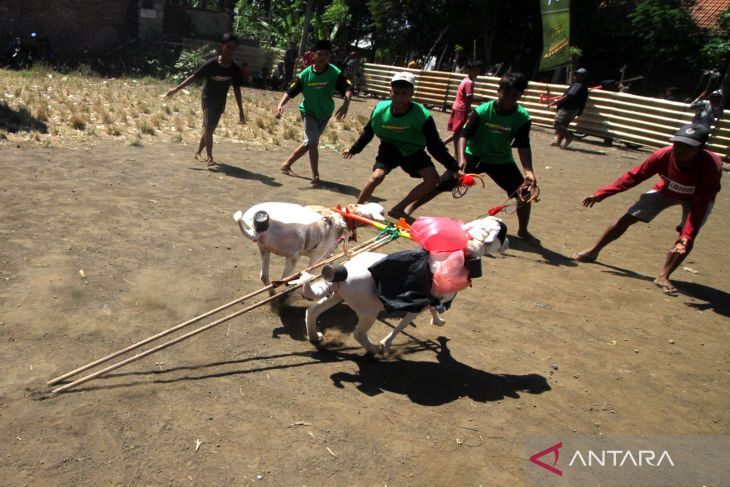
[{"left": 391, "top": 71, "right": 416, "bottom": 87}]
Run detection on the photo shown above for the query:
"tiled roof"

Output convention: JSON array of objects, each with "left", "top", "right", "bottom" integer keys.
[{"left": 691, "top": 0, "right": 730, "bottom": 30}]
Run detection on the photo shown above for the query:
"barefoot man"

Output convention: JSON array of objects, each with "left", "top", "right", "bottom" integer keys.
[
  {"left": 165, "top": 32, "right": 245, "bottom": 168},
  {"left": 275, "top": 39, "right": 352, "bottom": 184},
  {"left": 343, "top": 72, "right": 463, "bottom": 222},
  {"left": 573, "top": 123, "right": 722, "bottom": 295},
  {"left": 406, "top": 72, "right": 540, "bottom": 244}
]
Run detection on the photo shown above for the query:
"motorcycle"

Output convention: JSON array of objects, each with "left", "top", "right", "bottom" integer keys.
[
  {"left": 2, "top": 37, "right": 32, "bottom": 69},
  {"left": 2, "top": 32, "right": 57, "bottom": 70}
]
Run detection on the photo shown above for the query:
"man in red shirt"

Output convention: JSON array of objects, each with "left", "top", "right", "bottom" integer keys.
[
  {"left": 443, "top": 62, "right": 482, "bottom": 151},
  {"left": 573, "top": 124, "right": 722, "bottom": 295}
]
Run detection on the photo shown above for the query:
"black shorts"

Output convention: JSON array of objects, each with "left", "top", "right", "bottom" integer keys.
[
  {"left": 373, "top": 143, "right": 434, "bottom": 178},
  {"left": 436, "top": 154, "right": 525, "bottom": 196},
  {"left": 201, "top": 98, "right": 226, "bottom": 129}
]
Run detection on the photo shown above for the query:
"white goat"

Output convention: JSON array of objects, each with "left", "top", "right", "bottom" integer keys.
[
  {"left": 233, "top": 202, "right": 385, "bottom": 294},
  {"left": 302, "top": 215, "right": 508, "bottom": 355}
]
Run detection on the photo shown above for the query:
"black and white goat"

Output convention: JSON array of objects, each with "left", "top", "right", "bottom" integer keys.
[{"left": 301, "top": 216, "right": 508, "bottom": 355}]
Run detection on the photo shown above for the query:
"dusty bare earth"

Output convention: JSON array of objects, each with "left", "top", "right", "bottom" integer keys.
[{"left": 1, "top": 91, "right": 728, "bottom": 486}]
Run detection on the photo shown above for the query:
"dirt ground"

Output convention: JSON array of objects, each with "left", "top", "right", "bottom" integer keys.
[{"left": 1, "top": 92, "right": 728, "bottom": 487}]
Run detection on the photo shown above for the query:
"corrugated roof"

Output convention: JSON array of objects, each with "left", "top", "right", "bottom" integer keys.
[{"left": 691, "top": 0, "right": 730, "bottom": 30}]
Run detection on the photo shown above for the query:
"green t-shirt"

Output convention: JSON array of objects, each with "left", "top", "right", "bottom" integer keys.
[
  {"left": 370, "top": 100, "right": 431, "bottom": 156},
  {"left": 465, "top": 100, "right": 531, "bottom": 164},
  {"left": 298, "top": 64, "right": 342, "bottom": 122}
]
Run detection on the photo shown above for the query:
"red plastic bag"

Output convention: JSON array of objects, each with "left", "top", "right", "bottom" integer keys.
[
  {"left": 410, "top": 216, "right": 468, "bottom": 252},
  {"left": 430, "top": 250, "right": 470, "bottom": 294}
]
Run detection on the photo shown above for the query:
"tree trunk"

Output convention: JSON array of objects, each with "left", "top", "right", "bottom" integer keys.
[
  {"left": 299, "top": 0, "right": 315, "bottom": 54},
  {"left": 482, "top": 2, "right": 499, "bottom": 67}
]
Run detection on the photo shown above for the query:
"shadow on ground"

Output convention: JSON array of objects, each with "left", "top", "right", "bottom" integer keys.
[
  {"left": 0, "top": 101, "right": 48, "bottom": 133},
  {"left": 190, "top": 162, "right": 282, "bottom": 186},
  {"left": 508, "top": 236, "right": 578, "bottom": 267},
  {"left": 275, "top": 302, "right": 358, "bottom": 341},
  {"left": 597, "top": 261, "right": 730, "bottom": 317},
  {"left": 52, "top": 336, "right": 549, "bottom": 407},
  {"left": 309, "top": 178, "right": 384, "bottom": 202},
  {"left": 328, "top": 336, "right": 550, "bottom": 405},
  {"left": 561, "top": 146, "right": 610, "bottom": 156}
]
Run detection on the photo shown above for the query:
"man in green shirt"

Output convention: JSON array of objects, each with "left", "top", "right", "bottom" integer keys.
[
  {"left": 276, "top": 39, "right": 353, "bottom": 184},
  {"left": 343, "top": 72, "right": 463, "bottom": 221},
  {"left": 408, "top": 72, "right": 539, "bottom": 244}
]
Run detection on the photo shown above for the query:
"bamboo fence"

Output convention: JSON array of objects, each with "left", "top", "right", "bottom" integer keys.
[{"left": 361, "top": 63, "right": 730, "bottom": 161}]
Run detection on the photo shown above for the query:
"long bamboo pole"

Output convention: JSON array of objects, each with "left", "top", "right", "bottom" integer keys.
[
  {"left": 48, "top": 234, "right": 384, "bottom": 386},
  {"left": 51, "top": 236, "right": 395, "bottom": 394}
]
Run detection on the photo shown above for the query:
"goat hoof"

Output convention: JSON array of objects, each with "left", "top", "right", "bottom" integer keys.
[
  {"left": 360, "top": 344, "right": 382, "bottom": 358},
  {"left": 308, "top": 332, "right": 324, "bottom": 345}
]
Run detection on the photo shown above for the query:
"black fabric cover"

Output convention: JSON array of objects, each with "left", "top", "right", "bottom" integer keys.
[{"left": 368, "top": 249, "right": 434, "bottom": 313}]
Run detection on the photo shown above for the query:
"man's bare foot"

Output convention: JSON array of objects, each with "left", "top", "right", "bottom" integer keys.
[
  {"left": 563, "top": 136, "right": 573, "bottom": 149},
  {"left": 654, "top": 277, "right": 678, "bottom": 296},
  {"left": 310, "top": 176, "right": 321, "bottom": 185},
  {"left": 194, "top": 152, "right": 204, "bottom": 162},
  {"left": 572, "top": 250, "right": 597, "bottom": 263},
  {"left": 550, "top": 141, "right": 560, "bottom": 147}
]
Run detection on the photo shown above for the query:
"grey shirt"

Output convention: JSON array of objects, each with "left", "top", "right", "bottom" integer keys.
[{"left": 690, "top": 98, "right": 724, "bottom": 128}]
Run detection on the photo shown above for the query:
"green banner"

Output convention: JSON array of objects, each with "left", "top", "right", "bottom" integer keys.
[{"left": 539, "top": 0, "right": 571, "bottom": 72}]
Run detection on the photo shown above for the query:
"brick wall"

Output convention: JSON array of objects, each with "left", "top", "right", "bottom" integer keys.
[{"left": 0, "top": 0, "right": 137, "bottom": 63}]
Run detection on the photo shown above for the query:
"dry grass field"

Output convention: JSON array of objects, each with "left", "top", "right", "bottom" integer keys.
[
  {"left": 0, "top": 66, "right": 366, "bottom": 151},
  {"left": 1, "top": 67, "right": 728, "bottom": 486}
]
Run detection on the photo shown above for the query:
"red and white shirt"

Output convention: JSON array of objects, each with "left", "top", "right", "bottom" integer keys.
[
  {"left": 595, "top": 145, "right": 722, "bottom": 241},
  {"left": 451, "top": 77, "right": 474, "bottom": 112}
]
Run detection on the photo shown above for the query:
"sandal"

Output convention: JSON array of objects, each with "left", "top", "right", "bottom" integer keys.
[
  {"left": 654, "top": 280, "right": 679, "bottom": 296},
  {"left": 310, "top": 176, "right": 321, "bottom": 185},
  {"left": 280, "top": 165, "right": 299, "bottom": 177}
]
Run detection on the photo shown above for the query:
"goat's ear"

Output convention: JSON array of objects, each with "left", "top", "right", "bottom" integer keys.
[{"left": 323, "top": 213, "right": 345, "bottom": 230}]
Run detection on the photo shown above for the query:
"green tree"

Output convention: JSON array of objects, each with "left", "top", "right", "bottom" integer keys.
[
  {"left": 628, "top": 0, "right": 703, "bottom": 73},
  {"left": 699, "top": 6, "right": 730, "bottom": 70},
  {"left": 312, "top": 0, "right": 350, "bottom": 40},
  {"left": 234, "top": 0, "right": 307, "bottom": 48}
]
